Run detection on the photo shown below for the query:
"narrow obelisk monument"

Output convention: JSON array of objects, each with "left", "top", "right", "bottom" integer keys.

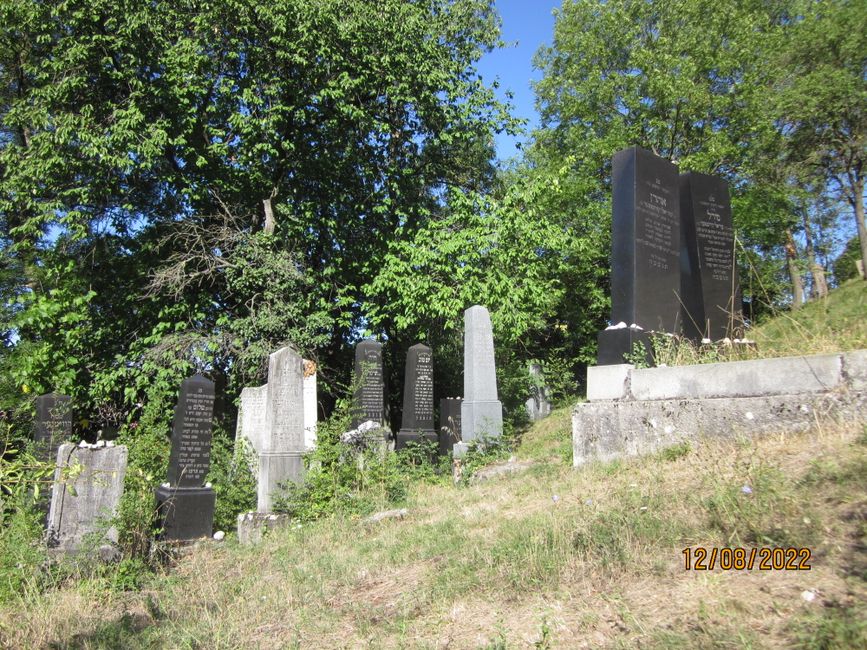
[
  {"left": 455, "top": 305, "right": 502, "bottom": 457},
  {"left": 258, "top": 346, "right": 305, "bottom": 513},
  {"left": 597, "top": 146, "right": 681, "bottom": 365},
  {"left": 351, "top": 340, "right": 386, "bottom": 428},
  {"left": 679, "top": 172, "right": 742, "bottom": 341},
  {"left": 155, "top": 374, "right": 216, "bottom": 541},
  {"left": 395, "top": 344, "right": 437, "bottom": 450}
]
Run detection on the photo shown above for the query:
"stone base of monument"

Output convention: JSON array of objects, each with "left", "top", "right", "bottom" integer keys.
[
  {"left": 395, "top": 430, "right": 438, "bottom": 452},
  {"left": 155, "top": 485, "right": 215, "bottom": 541},
  {"left": 236, "top": 512, "right": 292, "bottom": 546},
  {"left": 460, "top": 400, "right": 503, "bottom": 441},
  {"left": 575, "top": 350, "right": 867, "bottom": 466},
  {"left": 257, "top": 451, "right": 305, "bottom": 512},
  {"left": 596, "top": 328, "right": 654, "bottom": 366}
]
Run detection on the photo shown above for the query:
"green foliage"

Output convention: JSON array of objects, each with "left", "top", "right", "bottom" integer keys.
[
  {"left": 457, "top": 436, "right": 511, "bottom": 485},
  {"left": 833, "top": 236, "right": 864, "bottom": 285},
  {"left": 793, "top": 604, "right": 867, "bottom": 650},
  {"left": 658, "top": 442, "right": 691, "bottom": 463},
  {"left": 0, "top": 496, "right": 47, "bottom": 604},
  {"left": 207, "top": 434, "right": 256, "bottom": 533}
]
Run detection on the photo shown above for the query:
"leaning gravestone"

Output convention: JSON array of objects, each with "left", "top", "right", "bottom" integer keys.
[
  {"left": 597, "top": 146, "right": 681, "bottom": 365},
  {"left": 439, "top": 397, "right": 462, "bottom": 455},
  {"left": 155, "top": 374, "right": 216, "bottom": 541},
  {"left": 679, "top": 172, "right": 742, "bottom": 341},
  {"left": 303, "top": 360, "right": 318, "bottom": 450},
  {"left": 33, "top": 393, "right": 72, "bottom": 462},
  {"left": 351, "top": 340, "right": 386, "bottom": 428},
  {"left": 47, "top": 442, "right": 128, "bottom": 557},
  {"left": 258, "top": 346, "right": 305, "bottom": 513},
  {"left": 396, "top": 344, "right": 437, "bottom": 451},
  {"left": 455, "top": 305, "right": 503, "bottom": 457}
]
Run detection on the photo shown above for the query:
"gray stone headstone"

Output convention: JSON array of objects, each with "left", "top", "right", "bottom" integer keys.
[
  {"left": 457, "top": 305, "right": 503, "bottom": 456},
  {"left": 258, "top": 346, "right": 305, "bottom": 513},
  {"left": 396, "top": 344, "right": 437, "bottom": 450},
  {"left": 439, "top": 397, "right": 462, "bottom": 455},
  {"left": 47, "top": 443, "right": 128, "bottom": 556},
  {"left": 680, "top": 172, "right": 741, "bottom": 341},
  {"left": 352, "top": 340, "right": 386, "bottom": 428},
  {"left": 597, "top": 147, "right": 681, "bottom": 365},
  {"left": 303, "top": 360, "right": 318, "bottom": 451},
  {"left": 33, "top": 393, "right": 72, "bottom": 462},
  {"left": 525, "top": 363, "right": 552, "bottom": 422},
  {"left": 155, "top": 374, "right": 216, "bottom": 541},
  {"left": 235, "top": 384, "right": 268, "bottom": 472}
]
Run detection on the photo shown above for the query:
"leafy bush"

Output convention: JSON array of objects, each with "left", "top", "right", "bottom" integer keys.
[
  {"left": 0, "top": 495, "right": 48, "bottom": 604},
  {"left": 207, "top": 433, "right": 256, "bottom": 532}
]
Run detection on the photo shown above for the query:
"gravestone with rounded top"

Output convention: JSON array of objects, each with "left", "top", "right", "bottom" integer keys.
[
  {"left": 396, "top": 344, "right": 437, "bottom": 451},
  {"left": 351, "top": 340, "right": 386, "bottom": 428},
  {"left": 155, "top": 374, "right": 216, "bottom": 540}
]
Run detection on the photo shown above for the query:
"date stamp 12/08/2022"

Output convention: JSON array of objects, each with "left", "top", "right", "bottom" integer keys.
[{"left": 682, "top": 547, "right": 812, "bottom": 571}]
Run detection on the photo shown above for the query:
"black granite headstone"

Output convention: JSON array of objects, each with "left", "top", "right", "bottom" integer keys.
[
  {"left": 351, "top": 340, "right": 385, "bottom": 428},
  {"left": 680, "top": 172, "right": 742, "bottom": 341},
  {"left": 396, "top": 344, "right": 437, "bottom": 451},
  {"left": 598, "top": 147, "right": 681, "bottom": 365},
  {"left": 438, "top": 397, "right": 462, "bottom": 456},
  {"left": 33, "top": 393, "right": 72, "bottom": 462},
  {"left": 155, "top": 374, "right": 216, "bottom": 541}
]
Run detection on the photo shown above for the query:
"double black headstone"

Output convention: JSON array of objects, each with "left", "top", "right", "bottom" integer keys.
[
  {"left": 351, "top": 340, "right": 386, "bottom": 428},
  {"left": 33, "top": 393, "right": 72, "bottom": 462},
  {"left": 680, "top": 172, "right": 741, "bottom": 341},
  {"left": 438, "top": 397, "right": 462, "bottom": 456},
  {"left": 395, "top": 344, "right": 437, "bottom": 451},
  {"left": 597, "top": 148, "right": 742, "bottom": 365},
  {"left": 155, "top": 374, "right": 216, "bottom": 541}
]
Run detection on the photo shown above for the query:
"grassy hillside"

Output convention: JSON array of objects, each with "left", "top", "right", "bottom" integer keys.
[
  {"left": 1, "top": 282, "right": 864, "bottom": 648},
  {"left": 2, "top": 407, "right": 865, "bottom": 648},
  {"left": 749, "top": 279, "right": 867, "bottom": 357}
]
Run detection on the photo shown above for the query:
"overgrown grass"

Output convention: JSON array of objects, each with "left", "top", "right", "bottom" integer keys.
[{"left": 2, "top": 415, "right": 864, "bottom": 648}]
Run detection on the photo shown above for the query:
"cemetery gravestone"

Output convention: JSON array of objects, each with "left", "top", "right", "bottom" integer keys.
[
  {"left": 47, "top": 443, "right": 128, "bottom": 556},
  {"left": 33, "top": 393, "right": 72, "bottom": 462},
  {"left": 155, "top": 374, "right": 216, "bottom": 541},
  {"left": 597, "top": 146, "right": 681, "bottom": 365},
  {"left": 351, "top": 340, "right": 386, "bottom": 428},
  {"left": 396, "top": 344, "right": 437, "bottom": 451},
  {"left": 258, "top": 346, "right": 305, "bottom": 513},
  {"left": 456, "top": 305, "right": 503, "bottom": 456},
  {"left": 439, "top": 397, "right": 462, "bottom": 455},
  {"left": 303, "top": 360, "right": 318, "bottom": 451},
  {"left": 235, "top": 384, "right": 267, "bottom": 473},
  {"left": 525, "top": 363, "right": 552, "bottom": 422},
  {"left": 680, "top": 172, "right": 742, "bottom": 341}
]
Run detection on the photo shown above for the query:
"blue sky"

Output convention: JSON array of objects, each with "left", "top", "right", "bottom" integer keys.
[{"left": 476, "top": 1, "right": 561, "bottom": 160}]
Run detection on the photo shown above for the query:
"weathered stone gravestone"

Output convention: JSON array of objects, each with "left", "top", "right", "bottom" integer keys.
[
  {"left": 351, "top": 340, "right": 386, "bottom": 428},
  {"left": 47, "top": 442, "right": 127, "bottom": 557},
  {"left": 438, "top": 397, "right": 462, "bottom": 455},
  {"left": 597, "top": 146, "right": 681, "bottom": 365},
  {"left": 303, "top": 359, "right": 318, "bottom": 451},
  {"left": 680, "top": 172, "right": 742, "bottom": 341},
  {"left": 455, "top": 305, "right": 503, "bottom": 456},
  {"left": 395, "top": 344, "right": 437, "bottom": 450},
  {"left": 33, "top": 393, "right": 72, "bottom": 462},
  {"left": 525, "top": 363, "right": 552, "bottom": 422},
  {"left": 258, "top": 346, "right": 305, "bottom": 513},
  {"left": 235, "top": 384, "right": 267, "bottom": 470},
  {"left": 155, "top": 374, "right": 216, "bottom": 541}
]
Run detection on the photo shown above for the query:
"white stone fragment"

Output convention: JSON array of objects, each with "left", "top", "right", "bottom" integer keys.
[
  {"left": 606, "top": 322, "right": 627, "bottom": 330},
  {"left": 213, "top": 531, "right": 225, "bottom": 541},
  {"left": 629, "top": 323, "right": 643, "bottom": 331},
  {"left": 745, "top": 412, "right": 755, "bottom": 420},
  {"left": 95, "top": 440, "right": 106, "bottom": 448}
]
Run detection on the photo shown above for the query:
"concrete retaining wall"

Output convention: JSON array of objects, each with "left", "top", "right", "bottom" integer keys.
[{"left": 574, "top": 350, "right": 867, "bottom": 467}]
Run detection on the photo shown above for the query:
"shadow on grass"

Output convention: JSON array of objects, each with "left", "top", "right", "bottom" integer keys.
[{"left": 49, "top": 611, "right": 157, "bottom": 649}]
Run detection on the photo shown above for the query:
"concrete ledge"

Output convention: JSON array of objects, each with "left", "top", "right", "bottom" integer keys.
[
  {"left": 629, "top": 353, "right": 843, "bottom": 401},
  {"left": 237, "top": 512, "right": 292, "bottom": 546},
  {"left": 843, "top": 350, "right": 867, "bottom": 391},
  {"left": 586, "top": 364, "right": 633, "bottom": 401},
  {"left": 573, "top": 390, "right": 866, "bottom": 467}
]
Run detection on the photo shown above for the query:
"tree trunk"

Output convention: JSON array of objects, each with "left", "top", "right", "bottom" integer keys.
[
  {"left": 785, "top": 228, "right": 804, "bottom": 309},
  {"left": 854, "top": 177, "right": 867, "bottom": 281},
  {"left": 802, "top": 209, "right": 828, "bottom": 299},
  {"left": 263, "top": 196, "right": 276, "bottom": 235}
]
